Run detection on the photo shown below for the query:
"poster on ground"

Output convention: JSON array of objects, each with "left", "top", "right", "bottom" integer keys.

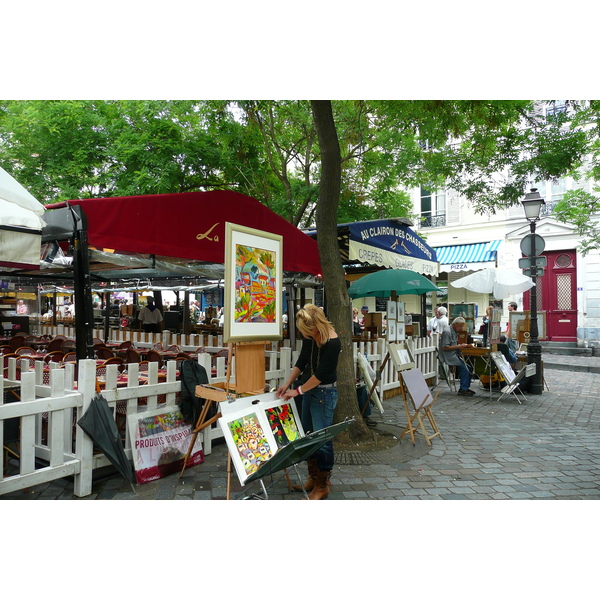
[{"left": 128, "top": 406, "right": 204, "bottom": 484}]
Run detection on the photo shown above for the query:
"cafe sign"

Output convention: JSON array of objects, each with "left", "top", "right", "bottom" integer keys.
[{"left": 348, "top": 220, "right": 439, "bottom": 277}]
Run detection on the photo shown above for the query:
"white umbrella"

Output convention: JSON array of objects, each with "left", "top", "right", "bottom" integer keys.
[{"left": 450, "top": 268, "right": 534, "bottom": 299}]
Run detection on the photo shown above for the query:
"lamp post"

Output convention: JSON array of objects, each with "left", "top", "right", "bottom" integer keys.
[{"left": 522, "top": 188, "right": 545, "bottom": 395}]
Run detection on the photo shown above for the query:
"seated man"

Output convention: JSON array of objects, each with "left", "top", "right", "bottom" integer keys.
[{"left": 440, "top": 316, "right": 476, "bottom": 396}]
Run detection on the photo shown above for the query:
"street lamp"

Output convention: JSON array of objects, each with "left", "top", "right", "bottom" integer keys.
[{"left": 522, "top": 188, "right": 545, "bottom": 395}]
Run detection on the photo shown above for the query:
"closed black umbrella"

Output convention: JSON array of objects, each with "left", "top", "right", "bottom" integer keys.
[{"left": 77, "top": 393, "right": 136, "bottom": 493}]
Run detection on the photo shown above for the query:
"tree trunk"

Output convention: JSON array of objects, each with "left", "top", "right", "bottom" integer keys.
[{"left": 310, "top": 101, "right": 374, "bottom": 445}]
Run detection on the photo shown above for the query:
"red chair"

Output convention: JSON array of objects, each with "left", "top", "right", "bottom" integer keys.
[
  {"left": 95, "top": 347, "right": 115, "bottom": 360},
  {"left": 125, "top": 348, "right": 141, "bottom": 363},
  {"left": 45, "top": 338, "right": 64, "bottom": 353},
  {"left": 62, "top": 352, "right": 77, "bottom": 363},
  {"left": 17, "top": 356, "right": 36, "bottom": 370},
  {"left": 102, "top": 356, "right": 126, "bottom": 372},
  {"left": 146, "top": 349, "right": 163, "bottom": 368},
  {"left": 152, "top": 342, "right": 164, "bottom": 351},
  {"left": 167, "top": 345, "right": 180, "bottom": 353},
  {"left": 15, "top": 346, "right": 35, "bottom": 355},
  {"left": 44, "top": 351, "right": 65, "bottom": 363}
]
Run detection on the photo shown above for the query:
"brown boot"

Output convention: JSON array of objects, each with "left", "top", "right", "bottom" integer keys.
[
  {"left": 292, "top": 458, "right": 318, "bottom": 492},
  {"left": 307, "top": 469, "right": 332, "bottom": 500}
]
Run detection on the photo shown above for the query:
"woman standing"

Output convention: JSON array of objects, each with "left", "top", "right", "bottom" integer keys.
[{"left": 276, "top": 304, "right": 341, "bottom": 500}]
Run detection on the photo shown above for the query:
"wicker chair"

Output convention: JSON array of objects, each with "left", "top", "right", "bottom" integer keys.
[
  {"left": 15, "top": 346, "right": 35, "bottom": 355},
  {"left": 44, "top": 351, "right": 65, "bottom": 363},
  {"left": 152, "top": 342, "right": 164, "bottom": 351},
  {"left": 146, "top": 349, "right": 163, "bottom": 368},
  {"left": 125, "top": 348, "right": 141, "bottom": 363},
  {"left": 102, "top": 356, "right": 125, "bottom": 372},
  {"left": 62, "top": 352, "right": 78, "bottom": 363},
  {"left": 95, "top": 347, "right": 115, "bottom": 360},
  {"left": 45, "top": 338, "right": 64, "bottom": 353}
]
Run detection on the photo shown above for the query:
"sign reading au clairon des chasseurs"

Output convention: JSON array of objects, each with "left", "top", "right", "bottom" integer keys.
[{"left": 348, "top": 220, "right": 439, "bottom": 277}]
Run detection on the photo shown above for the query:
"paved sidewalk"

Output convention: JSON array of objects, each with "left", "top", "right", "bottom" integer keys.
[{"left": 3, "top": 353, "right": 600, "bottom": 500}]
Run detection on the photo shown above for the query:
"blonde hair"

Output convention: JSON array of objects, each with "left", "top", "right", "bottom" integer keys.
[{"left": 296, "top": 303, "right": 333, "bottom": 347}]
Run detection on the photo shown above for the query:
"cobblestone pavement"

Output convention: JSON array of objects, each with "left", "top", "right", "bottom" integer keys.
[{"left": 3, "top": 354, "right": 600, "bottom": 501}]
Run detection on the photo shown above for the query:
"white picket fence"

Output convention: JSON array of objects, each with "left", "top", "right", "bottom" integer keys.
[{"left": 1, "top": 335, "right": 439, "bottom": 497}]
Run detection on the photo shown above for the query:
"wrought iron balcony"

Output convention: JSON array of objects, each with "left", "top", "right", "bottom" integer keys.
[{"left": 420, "top": 213, "right": 446, "bottom": 228}]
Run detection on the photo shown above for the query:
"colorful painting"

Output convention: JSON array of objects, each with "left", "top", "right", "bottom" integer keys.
[
  {"left": 224, "top": 223, "right": 283, "bottom": 343},
  {"left": 265, "top": 402, "right": 302, "bottom": 449},
  {"left": 234, "top": 244, "right": 277, "bottom": 323},
  {"left": 226, "top": 412, "right": 273, "bottom": 478}
]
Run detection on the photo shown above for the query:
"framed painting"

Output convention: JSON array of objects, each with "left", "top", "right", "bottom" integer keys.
[
  {"left": 386, "top": 318, "right": 397, "bottom": 343},
  {"left": 260, "top": 396, "right": 304, "bottom": 449},
  {"left": 218, "top": 406, "right": 276, "bottom": 485},
  {"left": 386, "top": 300, "right": 397, "bottom": 321},
  {"left": 396, "top": 320, "right": 406, "bottom": 341},
  {"left": 224, "top": 222, "right": 283, "bottom": 343},
  {"left": 397, "top": 301, "right": 405, "bottom": 323}
]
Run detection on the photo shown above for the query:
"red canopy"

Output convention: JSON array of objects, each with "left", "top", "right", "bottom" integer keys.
[{"left": 46, "top": 190, "right": 321, "bottom": 275}]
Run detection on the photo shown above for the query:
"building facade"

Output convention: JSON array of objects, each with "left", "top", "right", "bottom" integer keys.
[{"left": 411, "top": 175, "right": 600, "bottom": 348}]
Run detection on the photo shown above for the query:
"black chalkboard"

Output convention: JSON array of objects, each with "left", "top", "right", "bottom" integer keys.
[{"left": 375, "top": 297, "right": 387, "bottom": 312}]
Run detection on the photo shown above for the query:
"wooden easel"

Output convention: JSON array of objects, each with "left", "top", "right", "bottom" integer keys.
[
  {"left": 179, "top": 341, "right": 270, "bottom": 499},
  {"left": 398, "top": 367, "right": 441, "bottom": 446}
]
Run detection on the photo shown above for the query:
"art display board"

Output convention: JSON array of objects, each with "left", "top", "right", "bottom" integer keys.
[
  {"left": 244, "top": 419, "right": 354, "bottom": 485},
  {"left": 128, "top": 406, "right": 204, "bottom": 485},
  {"left": 489, "top": 308, "right": 503, "bottom": 345},
  {"left": 223, "top": 222, "right": 283, "bottom": 343},
  {"left": 388, "top": 342, "right": 415, "bottom": 371},
  {"left": 489, "top": 351, "right": 515, "bottom": 384},
  {"left": 509, "top": 310, "right": 547, "bottom": 341},
  {"left": 384, "top": 300, "right": 405, "bottom": 341},
  {"left": 401, "top": 368, "right": 434, "bottom": 410},
  {"left": 217, "top": 392, "right": 305, "bottom": 485}
]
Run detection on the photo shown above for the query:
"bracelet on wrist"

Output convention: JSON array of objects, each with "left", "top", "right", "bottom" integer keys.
[{"left": 297, "top": 386, "right": 303, "bottom": 395}]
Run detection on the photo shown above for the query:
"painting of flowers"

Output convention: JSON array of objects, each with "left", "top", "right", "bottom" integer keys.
[{"left": 265, "top": 402, "right": 302, "bottom": 449}]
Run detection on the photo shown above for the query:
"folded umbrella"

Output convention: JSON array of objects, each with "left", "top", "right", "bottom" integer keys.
[{"left": 77, "top": 393, "right": 136, "bottom": 493}]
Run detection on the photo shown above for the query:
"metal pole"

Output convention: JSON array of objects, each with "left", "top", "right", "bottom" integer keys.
[{"left": 528, "top": 221, "right": 543, "bottom": 394}]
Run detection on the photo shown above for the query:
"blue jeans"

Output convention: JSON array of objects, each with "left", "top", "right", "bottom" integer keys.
[
  {"left": 456, "top": 359, "right": 472, "bottom": 391},
  {"left": 301, "top": 386, "right": 338, "bottom": 471}
]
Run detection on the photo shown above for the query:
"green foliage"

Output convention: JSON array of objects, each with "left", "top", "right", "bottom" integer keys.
[
  {"left": 553, "top": 188, "right": 600, "bottom": 255},
  {"left": 0, "top": 98, "right": 597, "bottom": 230}
]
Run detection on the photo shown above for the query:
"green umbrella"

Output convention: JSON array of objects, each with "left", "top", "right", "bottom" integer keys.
[{"left": 348, "top": 268, "right": 439, "bottom": 299}]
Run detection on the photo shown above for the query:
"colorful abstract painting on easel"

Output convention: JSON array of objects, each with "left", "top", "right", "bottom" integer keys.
[
  {"left": 226, "top": 413, "right": 273, "bottom": 475},
  {"left": 265, "top": 403, "right": 301, "bottom": 448},
  {"left": 234, "top": 244, "right": 277, "bottom": 323}
]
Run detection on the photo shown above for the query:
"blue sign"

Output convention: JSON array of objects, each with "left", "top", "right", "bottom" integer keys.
[{"left": 348, "top": 220, "right": 437, "bottom": 263}]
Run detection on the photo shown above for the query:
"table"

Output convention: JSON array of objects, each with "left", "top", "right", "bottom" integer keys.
[{"left": 460, "top": 346, "right": 493, "bottom": 379}]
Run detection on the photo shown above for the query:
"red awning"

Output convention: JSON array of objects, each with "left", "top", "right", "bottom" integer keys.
[{"left": 45, "top": 190, "right": 321, "bottom": 275}]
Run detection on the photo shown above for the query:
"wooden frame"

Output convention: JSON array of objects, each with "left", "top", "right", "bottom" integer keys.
[
  {"left": 388, "top": 341, "right": 415, "bottom": 371},
  {"left": 223, "top": 222, "right": 283, "bottom": 343}
]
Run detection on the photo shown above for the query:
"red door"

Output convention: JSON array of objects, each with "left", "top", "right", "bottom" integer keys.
[{"left": 524, "top": 250, "right": 577, "bottom": 342}]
